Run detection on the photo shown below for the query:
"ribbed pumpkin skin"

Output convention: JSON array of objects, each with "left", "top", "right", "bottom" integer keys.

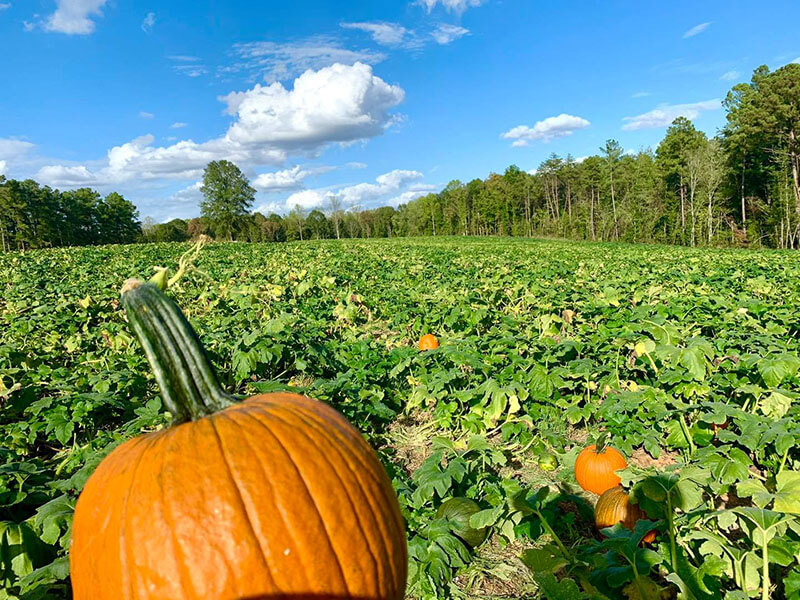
[
  {"left": 70, "top": 392, "right": 407, "bottom": 600},
  {"left": 595, "top": 486, "right": 640, "bottom": 530},
  {"left": 595, "top": 486, "right": 655, "bottom": 543},
  {"left": 418, "top": 334, "right": 439, "bottom": 351},
  {"left": 574, "top": 445, "right": 627, "bottom": 495}
]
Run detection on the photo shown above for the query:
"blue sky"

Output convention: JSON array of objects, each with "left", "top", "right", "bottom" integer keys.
[{"left": 1, "top": 0, "right": 799, "bottom": 221}]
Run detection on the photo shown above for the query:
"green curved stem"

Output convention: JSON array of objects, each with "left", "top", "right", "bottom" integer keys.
[
  {"left": 121, "top": 279, "right": 235, "bottom": 423},
  {"left": 534, "top": 510, "right": 570, "bottom": 557}
]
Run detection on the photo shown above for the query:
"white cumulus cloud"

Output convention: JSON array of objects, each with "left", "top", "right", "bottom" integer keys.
[
  {"left": 683, "top": 22, "right": 711, "bottom": 38},
  {"left": 35, "top": 63, "right": 405, "bottom": 188},
  {"left": 44, "top": 0, "right": 107, "bottom": 35},
  {"left": 0, "top": 138, "right": 35, "bottom": 159},
  {"left": 501, "top": 114, "right": 591, "bottom": 146},
  {"left": 283, "top": 169, "right": 426, "bottom": 212},
  {"left": 284, "top": 189, "right": 329, "bottom": 210},
  {"left": 36, "top": 165, "right": 97, "bottom": 185},
  {"left": 622, "top": 99, "right": 720, "bottom": 130},
  {"left": 337, "top": 169, "right": 423, "bottom": 206},
  {"left": 388, "top": 185, "right": 438, "bottom": 206},
  {"left": 170, "top": 181, "right": 203, "bottom": 204},
  {"left": 221, "top": 62, "right": 404, "bottom": 150},
  {"left": 0, "top": 160, "right": 7, "bottom": 176},
  {"left": 252, "top": 165, "right": 334, "bottom": 193}
]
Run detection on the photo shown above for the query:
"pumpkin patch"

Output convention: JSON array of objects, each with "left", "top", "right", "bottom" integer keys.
[{"left": 2, "top": 239, "right": 799, "bottom": 600}]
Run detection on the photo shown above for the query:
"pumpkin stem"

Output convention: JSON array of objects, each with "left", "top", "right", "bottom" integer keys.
[
  {"left": 120, "top": 279, "right": 235, "bottom": 423},
  {"left": 595, "top": 432, "right": 608, "bottom": 452}
]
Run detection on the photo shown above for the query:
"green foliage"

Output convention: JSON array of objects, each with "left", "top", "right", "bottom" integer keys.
[
  {"left": 0, "top": 237, "right": 799, "bottom": 599},
  {"left": 0, "top": 178, "right": 140, "bottom": 251},
  {"left": 200, "top": 159, "right": 256, "bottom": 241}
]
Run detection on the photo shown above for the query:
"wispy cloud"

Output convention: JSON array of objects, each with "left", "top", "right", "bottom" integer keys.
[
  {"left": 340, "top": 21, "right": 408, "bottom": 46},
  {"left": 683, "top": 22, "right": 711, "bottom": 38},
  {"left": 720, "top": 70, "right": 740, "bottom": 81},
  {"left": 501, "top": 114, "right": 591, "bottom": 147},
  {"left": 431, "top": 24, "right": 469, "bottom": 44},
  {"left": 167, "top": 55, "right": 201, "bottom": 62},
  {"left": 416, "top": 0, "right": 486, "bottom": 14},
  {"left": 226, "top": 36, "right": 386, "bottom": 83},
  {"left": 632, "top": 91, "right": 651, "bottom": 98},
  {"left": 170, "top": 122, "right": 188, "bottom": 129},
  {"left": 0, "top": 3, "right": 11, "bottom": 11},
  {"left": 340, "top": 20, "right": 470, "bottom": 50},
  {"left": 139, "top": 111, "right": 155, "bottom": 119},
  {"left": 168, "top": 55, "right": 208, "bottom": 78},
  {"left": 622, "top": 99, "right": 721, "bottom": 130},
  {"left": 141, "top": 11, "right": 155, "bottom": 33}
]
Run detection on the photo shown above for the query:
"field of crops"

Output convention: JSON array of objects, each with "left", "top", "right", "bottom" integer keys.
[{"left": 1, "top": 237, "right": 799, "bottom": 599}]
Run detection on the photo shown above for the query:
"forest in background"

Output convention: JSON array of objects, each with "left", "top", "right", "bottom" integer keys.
[{"left": 1, "top": 63, "right": 799, "bottom": 251}]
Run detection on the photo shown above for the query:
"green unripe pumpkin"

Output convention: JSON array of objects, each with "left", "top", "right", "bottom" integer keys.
[
  {"left": 537, "top": 453, "right": 559, "bottom": 472},
  {"left": 436, "top": 497, "right": 488, "bottom": 548}
]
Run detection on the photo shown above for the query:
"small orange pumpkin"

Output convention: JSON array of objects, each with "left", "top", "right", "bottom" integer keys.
[
  {"left": 419, "top": 333, "right": 439, "bottom": 351},
  {"left": 70, "top": 281, "right": 407, "bottom": 600},
  {"left": 595, "top": 486, "right": 656, "bottom": 543},
  {"left": 574, "top": 444, "right": 627, "bottom": 495}
]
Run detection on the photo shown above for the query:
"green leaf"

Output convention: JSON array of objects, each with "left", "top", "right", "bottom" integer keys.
[
  {"left": 737, "top": 479, "right": 773, "bottom": 509},
  {"left": 680, "top": 347, "right": 706, "bottom": 380},
  {"left": 520, "top": 544, "right": 569, "bottom": 574},
  {"left": 530, "top": 572, "right": 589, "bottom": 600},
  {"left": 18, "top": 556, "right": 70, "bottom": 594},
  {"left": 468, "top": 506, "right": 503, "bottom": 529},
  {"left": 773, "top": 470, "right": 800, "bottom": 514},
  {"left": 760, "top": 391, "right": 793, "bottom": 419}
]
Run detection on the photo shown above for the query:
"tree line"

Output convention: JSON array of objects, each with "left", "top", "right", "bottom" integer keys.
[
  {"left": 0, "top": 179, "right": 140, "bottom": 251},
  {"left": 3, "top": 63, "right": 799, "bottom": 251},
  {"left": 147, "top": 63, "right": 800, "bottom": 249}
]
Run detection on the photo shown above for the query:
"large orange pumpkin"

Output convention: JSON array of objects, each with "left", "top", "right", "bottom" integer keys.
[
  {"left": 595, "top": 486, "right": 656, "bottom": 544},
  {"left": 70, "top": 280, "right": 407, "bottom": 600},
  {"left": 574, "top": 444, "right": 627, "bottom": 495},
  {"left": 418, "top": 333, "right": 439, "bottom": 351}
]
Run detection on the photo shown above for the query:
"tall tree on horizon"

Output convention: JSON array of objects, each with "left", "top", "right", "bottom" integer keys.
[
  {"left": 601, "top": 139, "right": 623, "bottom": 240},
  {"left": 200, "top": 160, "right": 255, "bottom": 241}
]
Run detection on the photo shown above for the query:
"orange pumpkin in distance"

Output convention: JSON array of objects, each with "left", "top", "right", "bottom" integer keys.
[
  {"left": 70, "top": 281, "right": 407, "bottom": 600},
  {"left": 574, "top": 444, "right": 627, "bottom": 495},
  {"left": 419, "top": 333, "right": 439, "bottom": 351},
  {"left": 595, "top": 486, "right": 656, "bottom": 543}
]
